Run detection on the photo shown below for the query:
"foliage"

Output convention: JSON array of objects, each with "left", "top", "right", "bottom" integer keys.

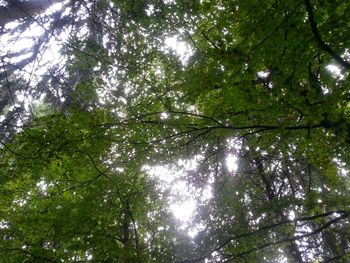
[{"left": 1, "top": 0, "right": 350, "bottom": 262}]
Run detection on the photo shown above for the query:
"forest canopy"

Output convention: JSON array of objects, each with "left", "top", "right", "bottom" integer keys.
[{"left": 0, "top": 0, "right": 350, "bottom": 262}]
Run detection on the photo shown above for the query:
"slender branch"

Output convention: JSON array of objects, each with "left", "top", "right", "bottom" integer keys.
[
  {"left": 304, "top": 0, "right": 350, "bottom": 70},
  {"left": 201, "top": 31, "right": 220, "bottom": 50},
  {"left": 322, "top": 253, "right": 348, "bottom": 263},
  {"left": 177, "top": 210, "right": 349, "bottom": 263},
  {"left": 224, "top": 212, "right": 349, "bottom": 262}
]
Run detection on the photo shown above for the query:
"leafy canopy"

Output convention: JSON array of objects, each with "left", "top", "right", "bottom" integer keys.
[{"left": 0, "top": 0, "right": 350, "bottom": 262}]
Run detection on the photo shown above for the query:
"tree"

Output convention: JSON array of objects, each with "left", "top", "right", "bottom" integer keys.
[
  {"left": 0, "top": 0, "right": 350, "bottom": 262},
  {"left": 0, "top": 0, "right": 66, "bottom": 26}
]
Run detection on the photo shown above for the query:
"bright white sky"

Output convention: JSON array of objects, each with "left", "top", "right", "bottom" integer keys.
[{"left": 145, "top": 153, "right": 238, "bottom": 237}]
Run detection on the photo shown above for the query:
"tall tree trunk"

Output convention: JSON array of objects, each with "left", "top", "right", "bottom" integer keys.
[{"left": 254, "top": 157, "right": 304, "bottom": 263}]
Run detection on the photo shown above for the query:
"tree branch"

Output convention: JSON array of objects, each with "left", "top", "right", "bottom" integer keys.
[
  {"left": 177, "top": 210, "right": 349, "bottom": 263},
  {"left": 224, "top": 212, "right": 349, "bottom": 262},
  {"left": 304, "top": 0, "right": 350, "bottom": 70},
  {"left": 0, "top": 0, "right": 66, "bottom": 27}
]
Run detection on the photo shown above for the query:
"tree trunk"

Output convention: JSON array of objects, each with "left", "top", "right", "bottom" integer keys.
[{"left": 254, "top": 157, "right": 304, "bottom": 262}]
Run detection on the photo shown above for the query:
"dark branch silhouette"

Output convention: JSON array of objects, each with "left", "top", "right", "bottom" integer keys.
[
  {"left": 304, "top": 0, "right": 350, "bottom": 70},
  {"left": 0, "top": 0, "right": 66, "bottom": 26},
  {"left": 177, "top": 210, "right": 349, "bottom": 263}
]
